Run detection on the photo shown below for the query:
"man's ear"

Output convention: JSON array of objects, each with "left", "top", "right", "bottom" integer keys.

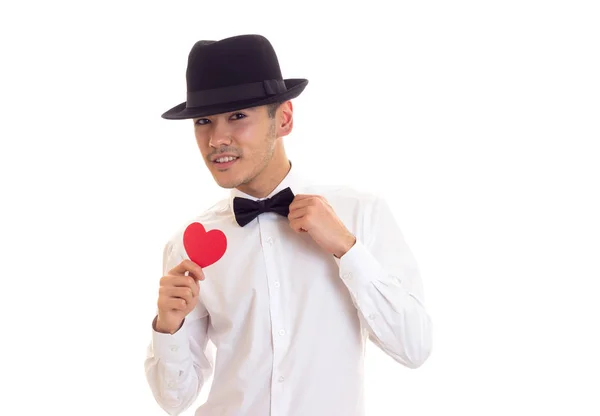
[{"left": 277, "top": 101, "right": 294, "bottom": 137}]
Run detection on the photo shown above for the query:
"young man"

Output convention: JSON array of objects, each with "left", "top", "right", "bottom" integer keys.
[{"left": 145, "top": 34, "right": 432, "bottom": 416}]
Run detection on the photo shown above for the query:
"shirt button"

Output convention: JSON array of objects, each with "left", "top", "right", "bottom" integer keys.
[
  {"left": 343, "top": 272, "right": 352, "bottom": 280},
  {"left": 167, "top": 381, "right": 175, "bottom": 388},
  {"left": 368, "top": 314, "right": 377, "bottom": 320},
  {"left": 279, "top": 329, "right": 285, "bottom": 336},
  {"left": 278, "top": 376, "right": 285, "bottom": 382},
  {"left": 170, "top": 345, "right": 178, "bottom": 352},
  {"left": 266, "top": 237, "right": 274, "bottom": 245},
  {"left": 274, "top": 281, "right": 280, "bottom": 288}
]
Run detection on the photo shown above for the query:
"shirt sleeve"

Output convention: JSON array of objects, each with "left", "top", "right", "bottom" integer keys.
[
  {"left": 336, "top": 195, "right": 433, "bottom": 369},
  {"left": 144, "top": 241, "right": 215, "bottom": 415}
]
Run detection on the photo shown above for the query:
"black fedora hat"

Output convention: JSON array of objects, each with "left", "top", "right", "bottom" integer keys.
[{"left": 161, "top": 34, "right": 309, "bottom": 120}]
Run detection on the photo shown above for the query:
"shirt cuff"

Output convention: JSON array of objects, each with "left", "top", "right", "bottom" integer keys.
[
  {"left": 151, "top": 316, "right": 191, "bottom": 362},
  {"left": 336, "top": 239, "right": 385, "bottom": 288}
]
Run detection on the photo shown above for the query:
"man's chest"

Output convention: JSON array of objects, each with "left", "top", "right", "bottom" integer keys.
[{"left": 196, "top": 214, "right": 357, "bottom": 340}]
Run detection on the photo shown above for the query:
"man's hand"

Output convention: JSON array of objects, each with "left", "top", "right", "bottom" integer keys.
[
  {"left": 288, "top": 194, "right": 356, "bottom": 258},
  {"left": 155, "top": 259, "right": 204, "bottom": 334}
]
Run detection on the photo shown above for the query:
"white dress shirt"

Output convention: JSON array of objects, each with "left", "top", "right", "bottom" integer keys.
[{"left": 144, "top": 165, "right": 432, "bottom": 416}]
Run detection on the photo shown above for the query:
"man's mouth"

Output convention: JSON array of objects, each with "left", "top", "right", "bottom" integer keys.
[{"left": 214, "top": 156, "right": 238, "bottom": 164}]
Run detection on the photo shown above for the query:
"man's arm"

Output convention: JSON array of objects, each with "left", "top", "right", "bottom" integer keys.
[
  {"left": 145, "top": 312, "right": 213, "bottom": 415},
  {"left": 335, "top": 196, "right": 432, "bottom": 369},
  {"left": 144, "top": 242, "right": 214, "bottom": 415}
]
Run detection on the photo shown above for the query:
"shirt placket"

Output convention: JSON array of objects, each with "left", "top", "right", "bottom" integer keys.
[{"left": 257, "top": 214, "right": 288, "bottom": 415}]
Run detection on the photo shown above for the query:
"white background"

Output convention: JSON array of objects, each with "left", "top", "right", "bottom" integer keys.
[{"left": 1, "top": 1, "right": 599, "bottom": 415}]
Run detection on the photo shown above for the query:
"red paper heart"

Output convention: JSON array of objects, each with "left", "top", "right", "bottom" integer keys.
[{"left": 183, "top": 222, "right": 227, "bottom": 268}]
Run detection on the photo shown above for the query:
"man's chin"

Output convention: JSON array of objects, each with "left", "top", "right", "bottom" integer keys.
[{"left": 212, "top": 174, "right": 243, "bottom": 190}]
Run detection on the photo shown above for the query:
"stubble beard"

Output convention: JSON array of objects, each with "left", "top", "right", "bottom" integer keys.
[
  {"left": 222, "top": 121, "right": 277, "bottom": 189},
  {"left": 238, "top": 124, "right": 277, "bottom": 188}
]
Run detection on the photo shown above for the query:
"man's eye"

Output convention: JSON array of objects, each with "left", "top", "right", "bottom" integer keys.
[
  {"left": 231, "top": 113, "right": 246, "bottom": 120},
  {"left": 195, "top": 119, "right": 210, "bottom": 125}
]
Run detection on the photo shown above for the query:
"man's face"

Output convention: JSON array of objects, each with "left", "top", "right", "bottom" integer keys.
[{"left": 193, "top": 103, "right": 287, "bottom": 189}]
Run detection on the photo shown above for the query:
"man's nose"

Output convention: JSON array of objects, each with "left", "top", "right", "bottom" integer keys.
[{"left": 208, "top": 121, "right": 233, "bottom": 148}]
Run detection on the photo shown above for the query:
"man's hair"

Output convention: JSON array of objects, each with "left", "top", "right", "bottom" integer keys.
[{"left": 266, "top": 101, "right": 282, "bottom": 119}]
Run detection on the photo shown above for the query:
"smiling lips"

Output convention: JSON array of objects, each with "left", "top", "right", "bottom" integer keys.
[
  {"left": 213, "top": 155, "right": 239, "bottom": 169},
  {"left": 215, "top": 156, "right": 238, "bottom": 163}
]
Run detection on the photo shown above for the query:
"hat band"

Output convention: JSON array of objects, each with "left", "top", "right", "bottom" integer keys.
[{"left": 186, "top": 79, "right": 287, "bottom": 108}]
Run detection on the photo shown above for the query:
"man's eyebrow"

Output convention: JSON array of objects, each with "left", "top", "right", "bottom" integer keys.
[{"left": 194, "top": 108, "right": 255, "bottom": 121}]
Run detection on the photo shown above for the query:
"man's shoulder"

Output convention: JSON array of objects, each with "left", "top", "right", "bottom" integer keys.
[{"left": 304, "top": 182, "right": 382, "bottom": 206}]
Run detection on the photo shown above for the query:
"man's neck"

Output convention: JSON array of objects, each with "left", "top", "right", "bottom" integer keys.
[{"left": 236, "top": 160, "right": 292, "bottom": 199}]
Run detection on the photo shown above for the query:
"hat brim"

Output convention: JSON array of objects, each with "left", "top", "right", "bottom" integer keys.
[{"left": 161, "top": 78, "right": 308, "bottom": 120}]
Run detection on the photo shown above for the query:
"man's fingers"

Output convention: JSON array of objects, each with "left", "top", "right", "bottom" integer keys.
[
  {"left": 160, "top": 286, "right": 195, "bottom": 304},
  {"left": 290, "top": 195, "right": 324, "bottom": 211},
  {"left": 292, "top": 194, "right": 318, "bottom": 200},
  {"left": 169, "top": 259, "right": 205, "bottom": 281},
  {"left": 289, "top": 218, "right": 308, "bottom": 233},
  {"left": 167, "top": 298, "right": 188, "bottom": 311},
  {"left": 157, "top": 282, "right": 198, "bottom": 314},
  {"left": 162, "top": 275, "right": 199, "bottom": 297},
  {"left": 289, "top": 196, "right": 314, "bottom": 210},
  {"left": 158, "top": 295, "right": 188, "bottom": 311},
  {"left": 288, "top": 206, "right": 308, "bottom": 220}
]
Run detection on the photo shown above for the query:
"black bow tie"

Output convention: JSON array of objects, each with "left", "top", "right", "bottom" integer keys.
[{"left": 233, "top": 187, "right": 295, "bottom": 227}]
